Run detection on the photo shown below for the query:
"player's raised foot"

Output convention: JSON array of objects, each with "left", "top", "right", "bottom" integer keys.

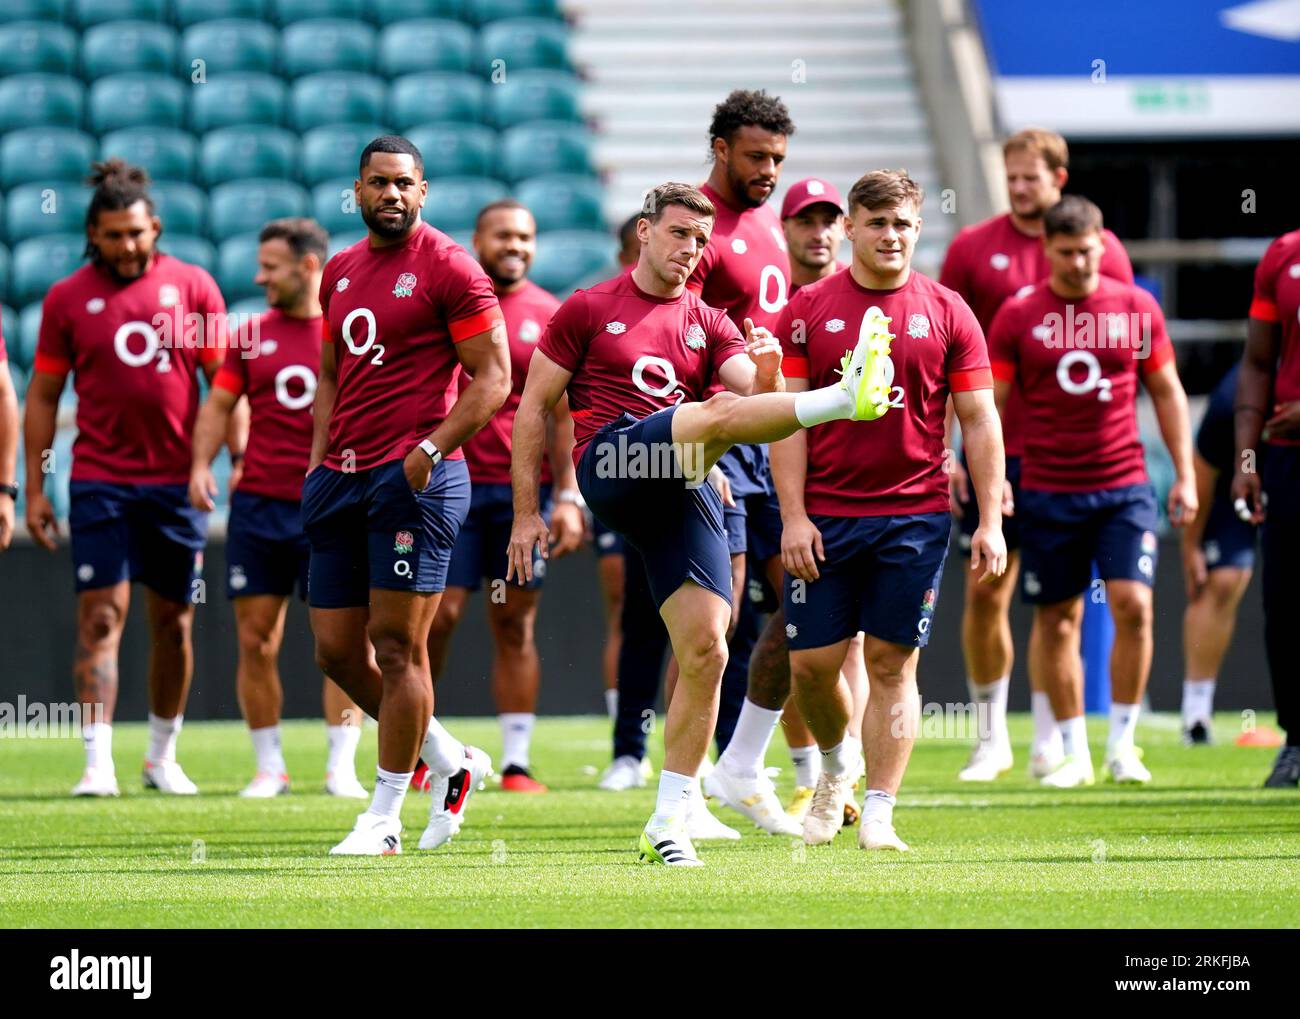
[
  {"left": 638, "top": 821, "right": 703, "bottom": 868},
  {"left": 239, "top": 771, "right": 289, "bottom": 798},
  {"left": 1105, "top": 746, "right": 1151, "bottom": 785},
  {"left": 785, "top": 785, "right": 814, "bottom": 821},
  {"left": 685, "top": 794, "right": 741, "bottom": 841},
  {"left": 1029, "top": 745, "right": 1066, "bottom": 780},
  {"left": 841, "top": 305, "right": 895, "bottom": 422},
  {"left": 329, "top": 811, "right": 401, "bottom": 856},
  {"left": 703, "top": 764, "right": 802, "bottom": 836},
  {"left": 1262, "top": 745, "right": 1300, "bottom": 789},
  {"left": 1182, "top": 721, "right": 1213, "bottom": 747},
  {"left": 858, "top": 818, "right": 910, "bottom": 853},
  {"left": 325, "top": 770, "right": 368, "bottom": 799},
  {"left": 71, "top": 767, "right": 119, "bottom": 797},
  {"left": 1039, "top": 753, "right": 1095, "bottom": 788},
  {"left": 418, "top": 746, "right": 492, "bottom": 851},
  {"left": 500, "top": 765, "right": 548, "bottom": 794},
  {"left": 958, "top": 740, "right": 1014, "bottom": 782},
  {"left": 597, "top": 755, "right": 648, "bottom": 791},
  {"left": 802, "top": 770, "right": 858, "bottom": 845},
  {"left": 142, "top": 759, "right": 198, "bottom": 795},
  {"left": 410, "top": 762, "right": 431, "bottom": 792}
]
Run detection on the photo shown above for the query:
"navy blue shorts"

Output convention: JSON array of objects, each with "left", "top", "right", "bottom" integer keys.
[
  {"left": 577, "top": 407, "right": 731, "bottom": 609},
  {"left": 301, "top": 457, "right": 471, "bottom": 609},
  {"left": 69, "top": 482, "right": 207, "bottom": 604},
  {"left": 226, "top": 490, "right": 309, "bottom": 600},
  {"left": 591, "top": 517, "right": 624, "bottom": 558},
  {"left": 1202, "top": 491, "right": 1256, "bottom": 571},
  {"left": 956, "top": 453, "right": 1021, "bottom": 553},
  {"left": 1018, "top": 483, "right": 1159, "bottom": 604},
  {"left": 446, "top": 483, "right": 552, "bottom": 591},
  {"left": 783, "top": 512, "right": 950, "bottom": 650}
]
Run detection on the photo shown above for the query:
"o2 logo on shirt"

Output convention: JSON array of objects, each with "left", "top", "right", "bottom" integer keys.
[
  {"left": 113, "top": 321, "right": 171, "bottom": 373},
  {"left": 274, "top": 364, "right": 317, "bottom": 411},
  {"left": 340, "top": 307, "right": 386, "bottom": 366},
  {"left": 1055, "top": 350, "right": 1113, "bottom": 402},
  {"left": 631, "top": 355, "right": 688, "bottom": 404}
]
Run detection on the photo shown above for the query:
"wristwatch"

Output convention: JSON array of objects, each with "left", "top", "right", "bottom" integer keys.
[
  {"left": 0, "top": 482, "right": 17, "bottom": 501},
  {"left": 418, "top": 439, "right": 443, "bottom": 466},
  {"left": 555, "top": 489, "right": 585, "bottom": 509}
]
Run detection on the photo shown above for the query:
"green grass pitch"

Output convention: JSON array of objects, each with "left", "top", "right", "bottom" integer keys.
[{"left": 0, "top": 713, "right": 1295, "bottom": 928}]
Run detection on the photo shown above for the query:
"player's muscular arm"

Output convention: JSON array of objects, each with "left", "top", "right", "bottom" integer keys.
[
  {"left": 1144, "top": 359, "right": 1197, "bottom": 526},
  {"left": 508, "top": 350, "right": 572, "bottom": 583},
  {"left": 189, "top": 386, "right": 239, "bottom": 511},
  {"left": 203, "top": 360, "right": 249, "bottom": 468},
  {"left": 718, "top": 318, "right": 784, "bottom": 395},
  {"left": 308, "top": 339, "right": 338, "bottom": 473},
  {"left": 1232, "top": 318, "right": 1278, "bottom": 524},
  {"left": 0, "top": 366, "right": 18, "bottom": 550},
  {"left": 546, "top": 394, "right": 583, "bottom": 557},
  {"left": 22, "top": 370, "right": 65, "bottom": 550},
  {"left": 770, "top": 376, "right": 822, "bottom": 582},
  {"left": 954, "top": 387, "right": 1007, "bottom": 581},
  {"left": 1181, "top": 453, "right": 1216, "bottom": 599},
  {"left": 414, "top": 325, "right": 510, "bottom": 479}
]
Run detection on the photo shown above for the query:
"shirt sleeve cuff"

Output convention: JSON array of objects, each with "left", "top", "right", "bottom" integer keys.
[
  {"left": 33, "top": 352, "right": 71, "bottom": 376},
  {"left": 1140, "top": 342, "right": 1176, "bottom": 376},
  {"left": 782, "top": 355, "right": 809, "bottom": 379},
  {"left": 990, "top": 361, "right": 1015, "bottom": 382},
  {"left": 952, "top": 367, "right": 994, "bottom": 391},
  {"left": 212, "top": 367, "right": 245, "bottom": 395},
  {"left": 449, "top": 306, "right": 504, "bottom": 343},
  {"left": 321, "top": 317, "right": 332, "bottom": 342},
  {"left": 1249, "top": 297, "right": 1279, "bottom": 322}
]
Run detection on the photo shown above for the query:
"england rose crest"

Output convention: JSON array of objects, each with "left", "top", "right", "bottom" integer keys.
[
  {"left": 393, "top": 272, "right": 417, "bottom": 298},
  {"left": 394, "top": 531, "right": 414, "bottom": 554},
  {"left": 907, "top": 314, "right": 930, "bottom": 339},
  {"left": 685, "top": 324, "right": 706, "bottom": 350}
]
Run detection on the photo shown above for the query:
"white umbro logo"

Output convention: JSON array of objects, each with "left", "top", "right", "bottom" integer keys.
[
  {"left": 261, "top": 340, "right": 278, "bottom": 356},
  {"left": 806, "top": 180, "right": 826, "bottom": 196},
  {"left": 336, "top": 277, "right": 350, "bottom": 292},
  {"left": 731, "top": 239, "right": 748, "bottom": 255},
  {"left": 85, "top": 298, "right": 105, "bottom": 314},
  {"left": 158, "top": 284, "right": 180, "bottom": 308},
  {"left": 1031, "top": 324, "right": 1052, "bottom": 341},
  {"left": 77, "top": 564, "right": 95, "bottom": 583},
  {"left": 1289, "top": 263, "right": 1300, "bottom": 279},
  {"left": 1015, "top": 284, "right": 1035, "bottom": 299},
  {"left": 605, "top": 321, "right": 626, "bottom": 334},
  {"left": 519, "top": 318, "right": 541, "bottom": 343},
  {"left": 785, "top": 623, "right": 798, "bottom": 639},
  {"left": 825, "top": 319, "right": 845, "bottom": 333},
  {"left": 990, "top": 253, "right": 1010, "bottom": 271}
]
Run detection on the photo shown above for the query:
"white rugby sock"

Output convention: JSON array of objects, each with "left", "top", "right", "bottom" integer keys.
[
  {"left": 83, "top": 722, "right": 114, "bottom": 773},
  {"left": 370, "top": 767, "right": 412, "bottom": 820},
  {"left": 1107, "top": 702, "right": 1141, "bottom": 758},
  {"left": 970, "top": 676, "right": 1010, "bottom": 745},
  {"left": 1060, "top": 715, "right": 1090, "bottom": 761},
  {"left": 1181, "top": 679, "right": 1215, "bottom": 728},
  {"left": 820, "top": 739, "right": 852, "bottom": 778},
  {"left": 604, "top": 688, "right": 618, "bottom": 722},
  {"left": 250, "top": 725, "right": 286, "bottom": 775},
  {"left": 650, "top": 769, "right": 693, "bottom": 827},
  {"left": 147, "top": 713, "right": 182, "bottom": 763},
  {"left": 861, "top": 789, "right": 896, "bottom": 827},
  {"left": 789, "top": 743, "right": 821, "bottom": 788},
  {"left": 421, "top": 716, "right": 465, "bottom": 777},
  {"left": 500, "top": 712, "right": 535, "bottom": 771},
  {"left": 717, "top": 698, "right": 782, "bottom": 778},
  {"left": 794, "top": 384, "right": 854, "bottom": 427},
  {"left": 326, "top": 723, "right": 361, "bottom": 775},
  {"left": 1031, "top": 691, "right": 1062, "bottom": 755}
]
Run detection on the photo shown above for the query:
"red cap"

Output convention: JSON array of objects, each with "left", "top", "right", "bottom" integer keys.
[{"left": 781, "top": 178, "right": 845, "bottom": 219}]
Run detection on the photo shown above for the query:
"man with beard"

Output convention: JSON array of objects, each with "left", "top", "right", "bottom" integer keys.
[
  {"left": 24, "top": 160, "right": 240, "bottom": 796},
  {"left": 189, "top": 217, "right": 368, "bottom": 800},
  {"left": 305, "top": 136, "right": 511, "bottom": 855},
  {"left": 424, "top": 200, "right": 582, "bottom": 793}
]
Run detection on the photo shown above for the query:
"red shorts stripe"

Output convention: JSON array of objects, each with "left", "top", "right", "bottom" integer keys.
[
  {"left": 951, "top": 367, "right": 994, "bottom": 391},
  {"left": 212, "top": 367, "right": 245, "bottom": 395},
  {"left": 33, "top": 352, "right": 71, "bottom": 376},
  {"left": 1249, "top": 297, "right": 1279, "bottom": 322},
  {"left": 449, "top": 306, "right": 504, "bottom": 343},
  {"left": 783, "top": 355, "right": 810, "bottom": 379}
]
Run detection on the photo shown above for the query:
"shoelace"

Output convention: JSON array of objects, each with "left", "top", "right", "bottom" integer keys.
[{"left": 809, "top": 773, "right": 845, "bottom": 819}]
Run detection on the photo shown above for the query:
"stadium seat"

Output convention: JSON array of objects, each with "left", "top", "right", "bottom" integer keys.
[
  {"left": 499, "top": 121, "right": 592, "bottom": 182},
  {"left": 188, "top": 73, "right": 286, "bottom": 133},
  {"left": 377, "top": 19, "right": 474, "bottom": 76},
  {"left": 388, "top": 73, "right": 484, "bottom": 130},
  {"left": 515, "top": 174, "right": 603, "bottom": 231},
  {"left": 0, "top": 21, "right": 78, "bottom": 76},
  {"left": 0, "top": 74, "right": 84, "bottom": 132},
  {"left": 300, "top": 123, "right": 390, "bottom": 186},
  {"left": 478, "top": 18, "right": 570, "bottom": 73},
  {"left": 88, "top": 74, "right": 185, "bottom": 134},
  {"left": 0, "top": 1, "right": 68, "bottom": 22},
  {"left": 375, "top": 0, "right": 463, "bottom": 21},
  {"left": 423, "top": 176, "right": 507, "bottom": 233},
  {"left": 99, "top": 127, "right": 197, "bottom": 184},
  {"left": 487, "top": 70, "right": 582, "bottom": 129},
  {"left": 81, "top": 20, "right": 177, "bottom": 79},
  {"left": 271, "top": 0, "right": 365, "bottom": 24},
  {"left": 327, "top": 229, "right": 365, "bottom": 257},
  {"left": 529, "top": 229, "right": 613, "bottom": 295},
  {"left": 10, "top": 234, "right": 85, "bottom": 307},
  {"left": 281, "top": 19, "right": 376, "bottom": 77},
  {"left": 0, "top": 128, "right": 96, "bottom": 189},
  {"left": 310, "top": 177, "right": 361, "bottom": 234},
  {"left": 227, "top": 296, "right": 267, "bottom": 318},
  {"left": 215, "top": 232, "right": 263, "bottom": 301},
  {"left": 72, "top": 0, "right": 166, "bottom": 28},
  {"left": 5, "top": 184, "right": 91, "bottom": 242},
  {"left": 159, "top": 233, "right": 215, "bottom": 272},
  {"left": 174, "top": 0, "right": 268, "bottom": 27},
  {"left": 178, "top": 19, "right": 279, "bottom": 77},
  {"left": 404, "top": 122, "right": 496, "bottom": 179},
  {"left": 0, "top": 254, "right": 8, "bottom": 307},
  {"left": 289, "top": 73, "right": 385, "bottom": 131},
  {"left": 149, "top": 180, "right": 207, "bottom": 235},
  {"left": 208, "top": 179, "right": 307, "bottom": 242},
  {"left": 19, "top": 304, "right": 43, "bottom": 372},
  {"left": 469, "top": 0, "right": 562, "bottom": 26},
  {"left": 199, "top": 125, "right": 299, "bottom": 186}
]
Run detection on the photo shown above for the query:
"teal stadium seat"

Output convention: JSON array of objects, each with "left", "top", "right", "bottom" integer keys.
[
  {"left": 0, "top": 74, "right": 84, "bottom": 132},
  {"left": 0, "top": 256, "right": 8, "bottom": 306},
  {"left": 515, "top": 174, "right": 603, "bottom": 231},
  {"left": 19, "top": 304, "right": 43, "bottom": 371},
  {"left": 300, "top": 123, "right": 390, "bottom": 186},
  {"left": 388, "top": 73, "right": 484, "bottom": 130},
  {"left": 310, "top": 178, "right": 361, "bottom": 234},
  {"left": 488, "top": 70, "right": 581, "bottom": 129},
  {"left": 178, "top": 20, "right": 279, "bottom": 77},
  {"left": 405, "top": 122, "right": 496, "bottom": 178},
  {"left": 289, "top": 73, "right": 384, "bottom": 131},
  {"left": 208, "top": 179, "right": 307, "bottom": 242},
  {"left": 200, "top": 126, "right": 299, "bottom": 186},
  {"left": 81, "top": 20, "right": 176, "bottom": 78},
  {"left": 529, "top": 230, "right": 614, "bottom": 295},
  {"left": 11, "top": 234, "right": 85, "bottom": 307},
  {"left": 1, "top": 305, "right": 14, "bottom": 342},
  {"left": 272, "top": 0, "right": 365, "bottom": 25},
  {"left": 149, "top": 181, "right": 207, "bottom": 235},
  {"left": 0, "top": 21, "right": 78, "bottom": 76},
  {"left": 215, "top": 233, "right": 263, "bottom": 301},
  {"left": 189, "top": 74, "right": 286, "bottom": 133},
  {"left": 88, "top": 74, "right": 185, "bottom": 134},
  {"left": 377, "top": 20, "right": 474, "bottom": 76},
  {"left": 160, "top": 234, "right": 215, "bottom": 272},
  {"left": 374, "top": 0, "right": 463, "bottom": 21},
  {"left": 228, "top": 296, "right": 267, "bottom": 318},
  {"left": 173, "top": 0, "right": 268, "bottom": 29},
  {"left": 470, "top": 0, "right": 562, "bottom": 26},
  {"left": 327, "top": 230, "right": 365, "bottom": 257},
  {"left": 499, "top": 121, "right": 591, "bottom": 182},
  {"left": 281, "top": 19, "right": 376, "bottom": 77},
  {"left": 99, "top": 128, "right": 197, "bottom": 184},
  {"left": 5, "top": 184, "right": 91, "bottom": 242},
  {"left": 72, "top": 0, "right": 166, "bottom": 28},
  {"left": 479, "top": 18, "right": 569, "bottom": 73},
  {"left": 0, "top": 2, "right": 68, "bottom": 22},
  {"left": 423, "top": 176, "right": 507, "bottom": 233},
  {"left": 0, "top": 128, "right": 95, "bottom": 188}
]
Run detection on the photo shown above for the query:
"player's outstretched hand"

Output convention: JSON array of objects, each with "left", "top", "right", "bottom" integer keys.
[
  {"left": 549, "top": 501, "right": 584, "bottom": 558},
  {"left": 1229, "top": 469, "right": 1266, "bottom": 525},
  {"left": 507, "top": 512, "right": 551, "bottom": 585},
  {"left": 782, "top": 513, "right": 824, "bottom": 582},
  {"left": 0, "top": 495, "right": 13, "bottom": 552},
  {"left": 189, "top": 465, "right": 218, "bottom": 512},
  {"left": 1166, "top": 474, "right": 1197, "bottom": 528},
  {"left": 969, "top": 524, "right": 1007, "bottom": 583},
  {"left": 947, "top": 455, "right": 969, "bottom": 518},
  {"left": 25, "top": 490, "right": 58, "bottom": 551},
  {"left": 743, "top": 317, "right": 782, "bottom": 386}
]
